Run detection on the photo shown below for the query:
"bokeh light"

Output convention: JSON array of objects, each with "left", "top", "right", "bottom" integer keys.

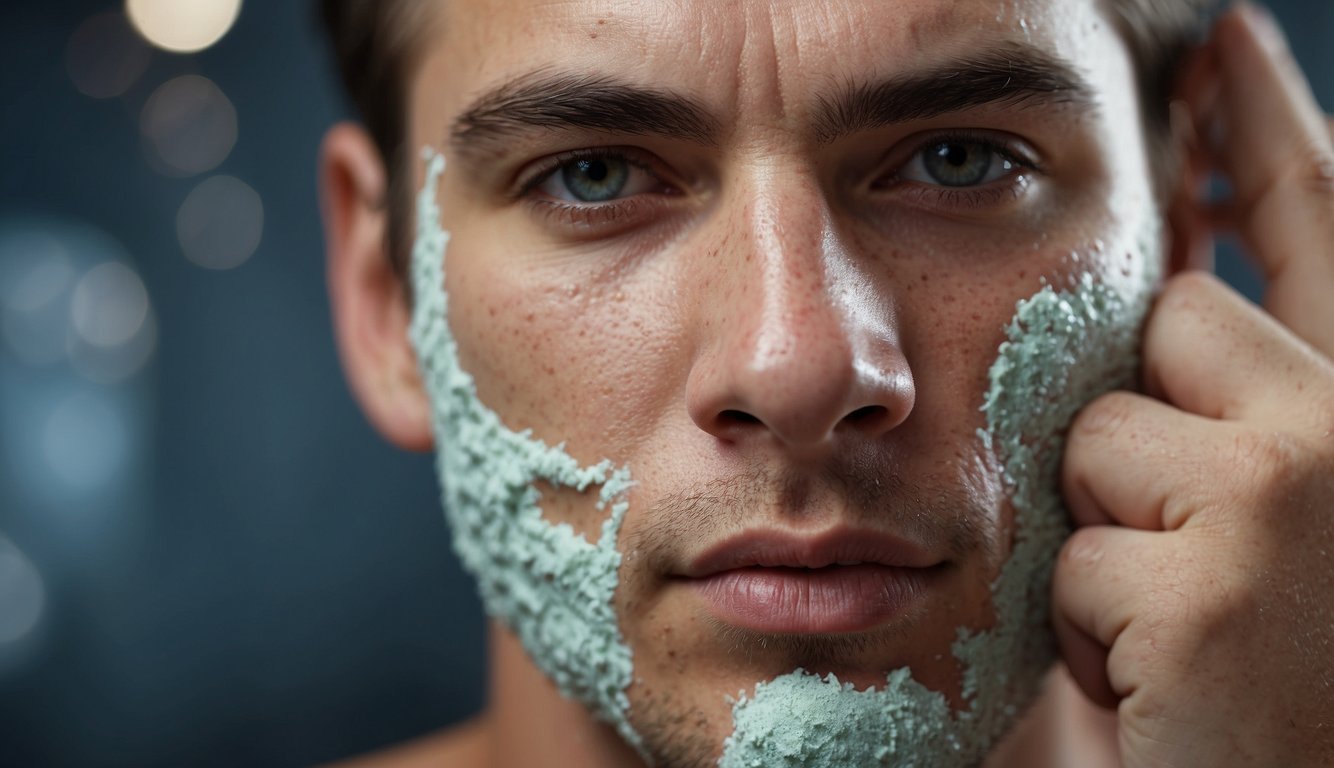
[
  {"left": 0, "top": 536, "right": 45, "bottom": 647},
  {"left": 65, "top": 11, "right": 152, "bottom": 100},
  {"left": 125, "top": 0, "right": 243, "bottom": 54},
  {"left": 71, "top": 262, "right": 149, "bottom": 349},
  {"left": 0, "top": 230, "right": 76, "bottom": 367},
  {"left": 140, "top": 74, "right": 237, "bottom": 177},
  {"left": 67, "top": 261, "right": 157, "bottom": 384},
  {"left": 41, "top": 392, "right": 129, "bottom": 492},
  {"left": 177, "top": 174, "right": 264, "bottom": 269},
  {"left": 0, "top": 219, "right": 156, "bottom": 383}
]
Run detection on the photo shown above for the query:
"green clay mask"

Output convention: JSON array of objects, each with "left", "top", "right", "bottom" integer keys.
[
  {"left": 408, "top": 151, "right": 644, "bottom": 752},
  {"left": 409, "top": 148, "right": 1159, "bottom": 766},
  {"left": 719, "top": 257, "right": 1161, "bottom": 766}
]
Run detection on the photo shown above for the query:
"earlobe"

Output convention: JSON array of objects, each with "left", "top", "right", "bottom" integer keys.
[{"left": 320, "top": 122, "right": 434, "bottom": 452}]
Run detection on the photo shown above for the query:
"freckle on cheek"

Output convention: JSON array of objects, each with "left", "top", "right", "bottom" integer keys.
[
  {"left": 720, "top": 229, "right": 1163, "bottom": 767},
  {"left": 407, "top": 151, "right": 646, "bottom": 755}
]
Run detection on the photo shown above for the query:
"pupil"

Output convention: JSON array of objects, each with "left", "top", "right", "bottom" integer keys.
[
  {"left": 922, "top": 141, "right": 995, "bottom": 187},
  {"left": 580, "top": 159, "right": 609, "bottom": 182},
  {"left": 939, "top": 143, "right": 969, "bottom": 167},
  {"left": 561, "top": 156, "right": 630, "bottom": 202}
]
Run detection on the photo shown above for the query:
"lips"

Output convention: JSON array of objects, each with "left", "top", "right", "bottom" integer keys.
[{"left": 683, "top": 529, "right": 942, "bottom": 634}]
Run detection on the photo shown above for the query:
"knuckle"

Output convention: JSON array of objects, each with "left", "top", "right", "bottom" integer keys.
[
  {"left": 1291, "top": 140, "right": 1334, "bottom": 197},
  {"left": 1156, "top": 271, "right": 1225, "bottom": 317},
  {"left": 1181, "top": 570, "right": 1256, "bottom": 636},
  {"left": 1120, "top": 691, "right": 1176, "bottom": 754},
  {"left": 1230, "top": 429, "right": 1301, "bottom": 490},
  {"left": 1071, "top": 391, "right": 1140, "bottom": 441},
  {"left": 1058, "top": 527, "right": 1107, "bottom": 572},
  {"left": 1120, "top": 684, "right": 1227, "bottom": 767},
  {"left": 1136, "top": 564, "right": 1250, "bottom": 659},
  {"left": 1136, "top": 608, "right": 1189, "bottom": 669}
]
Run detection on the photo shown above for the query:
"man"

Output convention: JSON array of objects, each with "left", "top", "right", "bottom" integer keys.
[{"left": 317, "top": 0, "right": 1334, "bottom": 765}]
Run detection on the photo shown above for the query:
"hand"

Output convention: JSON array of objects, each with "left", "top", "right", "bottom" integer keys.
[{"left": 1052, "top": 5, "right": 1334, "bottom": 766}]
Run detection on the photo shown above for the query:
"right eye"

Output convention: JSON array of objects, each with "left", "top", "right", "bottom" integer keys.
[
  {"left": 901, "top": 140, "right": 1023, "bottom": 188},
  {"left": 534, "top": 152, "right": 667, "bottom": 204}
]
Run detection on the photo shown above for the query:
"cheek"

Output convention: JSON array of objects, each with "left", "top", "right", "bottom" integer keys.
[
  {"left": 891, "top": 259, "right": 1037, "bottom": 434},
  {"left": 445, "top": 239, "right": 685, "bottom": 464}
]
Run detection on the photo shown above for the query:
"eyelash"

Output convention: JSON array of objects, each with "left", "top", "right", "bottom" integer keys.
[
  {"left": 517, "top": 132, "right": 1038, "bottom": 231},
  {"left": 515, "top": 147, "right": 679, "bottom": 232},
  {"left": 873, "top": 130, "right": 1038, "bottom": 211}
]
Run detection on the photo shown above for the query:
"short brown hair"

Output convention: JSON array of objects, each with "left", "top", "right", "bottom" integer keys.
[
  {"left": 320, "top": 0, "right": 428, "bottom": 277},
  {"left": 319, "top": 0, "right": 1220, "bottom": 274}
]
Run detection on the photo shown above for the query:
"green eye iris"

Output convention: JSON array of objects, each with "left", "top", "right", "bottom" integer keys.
[
  {"left": 921, "top": 142, "right": 1008, "bottom": 187},
  {"left": 560, "top": 157, "right": 630, "bottom": 202}
]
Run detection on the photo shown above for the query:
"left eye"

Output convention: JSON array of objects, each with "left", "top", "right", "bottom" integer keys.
[
  {"left": 536, "top": 154, "right": 662, "bottom": 203},
  {"left": 901, "top": 141, "right": 1017, "bottom": 187}
]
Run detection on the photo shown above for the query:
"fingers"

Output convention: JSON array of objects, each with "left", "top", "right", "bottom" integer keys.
[
  {"left": 1071, "top": 274, "right": 1333, "bottom": 533},
  {"left": 1051, "top": 525, "right": 1170, "bottom": 706},
  {"left": 1063, "top": 389, "right": 1219, "bottom": 531},
  {"left": 1209, "top": 5, "right": 1332, "bottom": 206},
  {"left": 1052, "top": 608, "right": 1116, "bottom": 709},
  {"left": 1140, "top": 272, "right": 1333, "bottom": 427},
  {"left": 1204, "top": 5, "right": 1334, "bottom": 356}
]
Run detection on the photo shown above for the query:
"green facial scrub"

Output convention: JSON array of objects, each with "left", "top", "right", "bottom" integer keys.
[
  {"left": 718, "top": 260, "right": 1159, "bottom": 766},
  {"left": 408, "top": 151, "right": 644, "bottom": 753},
  {"left": 409, "top": 150, "right": 1159, "bottom": 766}
]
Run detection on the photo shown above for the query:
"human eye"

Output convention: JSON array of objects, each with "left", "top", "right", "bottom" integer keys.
[
  {"left": 518, "top": 148, "right": 681, "bottom": 234},
  {"left": 904, "top": 139, "right": 1017, "bottom": 187},
  {"left": 874, "top": 131, "right": 1038, "bottom": 211}
]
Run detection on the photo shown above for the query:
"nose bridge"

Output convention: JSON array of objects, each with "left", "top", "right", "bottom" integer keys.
[
  {"left": 744, "top": 176, "right": 848, "bottom": 379},
  {"left": 687, "top": 166, "right": 915, "bottom": 450}
]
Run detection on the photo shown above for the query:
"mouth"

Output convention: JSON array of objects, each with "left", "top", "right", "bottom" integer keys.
[{"left": 681, "top": 528, "right": 945, "bottom": 635}]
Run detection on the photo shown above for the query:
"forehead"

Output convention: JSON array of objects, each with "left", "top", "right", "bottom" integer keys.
[{"left": 422, "top": 0, "right": 1127, "bottom": 121}]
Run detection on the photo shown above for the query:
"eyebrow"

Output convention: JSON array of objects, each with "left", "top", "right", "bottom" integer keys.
[
  {"left": 814, "top": 47, "right": 1096, "bottom": 143},
  {"left": 449, "top": 71, "right": 719, "bottom": 160},
  {"left": 447, "top": 45, "right": 1096, "bottom": 158}
]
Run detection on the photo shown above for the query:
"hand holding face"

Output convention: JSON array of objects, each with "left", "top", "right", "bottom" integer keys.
[{"left": 1052, "top": 5, "right": 1334, "bottom": 766}]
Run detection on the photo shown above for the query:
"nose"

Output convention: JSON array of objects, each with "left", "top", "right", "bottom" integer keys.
[{"left": 685, "top": 181, "right": 915, "bottom": 454}]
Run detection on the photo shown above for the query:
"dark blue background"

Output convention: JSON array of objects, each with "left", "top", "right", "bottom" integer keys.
[{"left": 0, "top": 2, "right": 1327, "bottom": 766}]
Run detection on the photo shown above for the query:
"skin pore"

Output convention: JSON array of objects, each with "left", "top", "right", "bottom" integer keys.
[{"left": 335, "top": 0, "right": 1181, "bottom": 765}]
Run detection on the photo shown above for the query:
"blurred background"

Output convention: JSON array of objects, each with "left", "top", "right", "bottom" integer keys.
[
  {"left": 0, "top": 2, "right": 483, "bottom": 766},
  {"left": 0, "top": 1, "right": 1327, "bottom": 766}
]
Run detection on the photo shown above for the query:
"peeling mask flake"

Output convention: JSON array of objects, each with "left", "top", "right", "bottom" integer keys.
[
  {"left": 407, "top": 150, "right": 643, "bottom": 752},
  {"left": 721, "top": 255, "right": 1158, "bottom": 766}
]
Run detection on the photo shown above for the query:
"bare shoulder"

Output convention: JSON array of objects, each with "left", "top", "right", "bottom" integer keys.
[{"left": 324, "top": 717, "right": 491, "bottom": 768}]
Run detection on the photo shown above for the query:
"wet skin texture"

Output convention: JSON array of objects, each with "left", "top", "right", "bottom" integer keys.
[{"left": 399, "top": 0, "right": 1164, "bottom": 765}]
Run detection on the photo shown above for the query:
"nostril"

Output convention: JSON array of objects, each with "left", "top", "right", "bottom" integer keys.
[
  {"left": 718, "top": 409, "right": 762, "bottom": 428},
  {"left": 842, "top": 405, "right": 889, "bottom": 428}
]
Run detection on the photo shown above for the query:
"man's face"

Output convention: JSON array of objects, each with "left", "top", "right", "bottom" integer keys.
[{"left": 403, "top": 0, "right": 1160, "bottom": 763}]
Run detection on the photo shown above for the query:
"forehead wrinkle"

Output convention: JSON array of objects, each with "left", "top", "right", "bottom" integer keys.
[
  {"left": 433, "top": 1, "right": 1118, "bottom": 169},
  {"left": 733, "top": 2, "right": 791, "bottom": 131}
]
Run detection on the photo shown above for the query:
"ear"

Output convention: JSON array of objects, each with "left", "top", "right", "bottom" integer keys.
[
  {"left": 1164, "top": 44, "right": 1220, "bottom": 277},
  {"left": 320, "top": 123, "right": 433, "bottom": 452},
  {"left": 1164, "top": 100, "right": 1216, "bottom": 277}
]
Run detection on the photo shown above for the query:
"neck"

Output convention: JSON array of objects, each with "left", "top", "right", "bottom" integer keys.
[{"left": 487, "top": 622, "right": 646, "bottom": 768}]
